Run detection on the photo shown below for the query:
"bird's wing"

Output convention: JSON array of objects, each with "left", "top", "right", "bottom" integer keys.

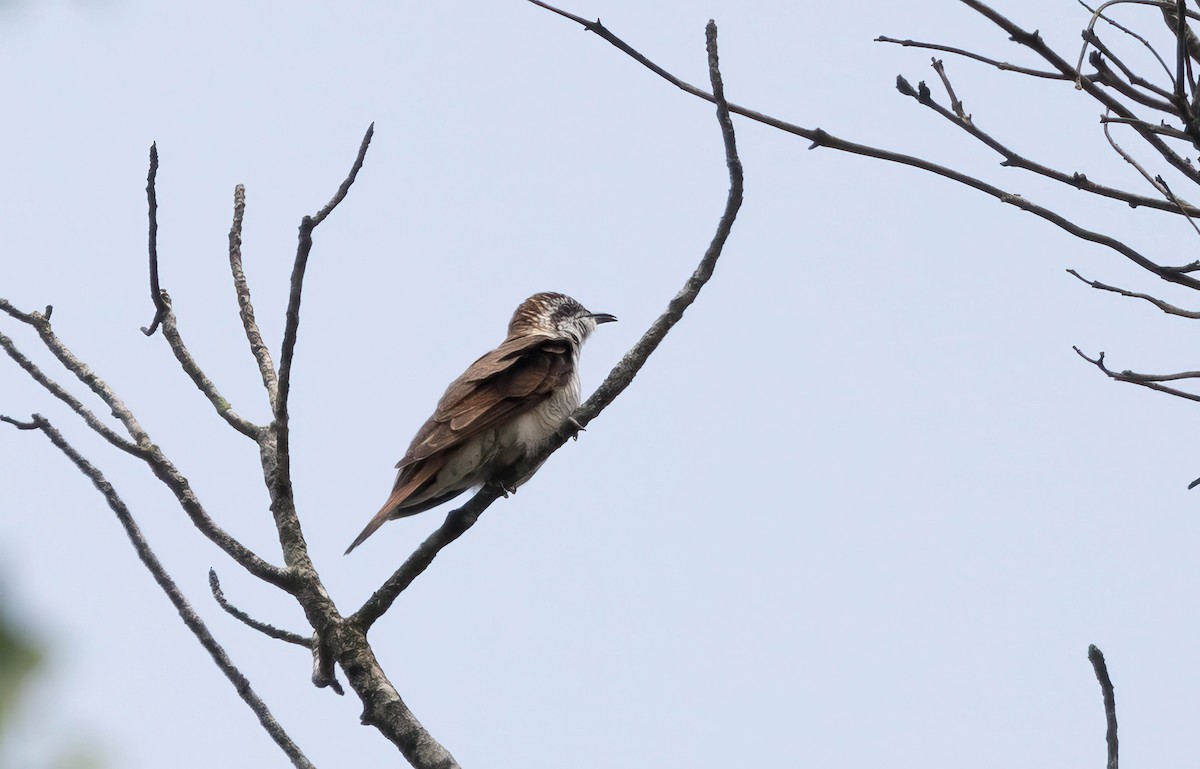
[
  {"left": 345, "top": 334, "right": 575, "bottom": 555},
  {"left": 396, "top": 333, "right": 574, "bottom": 469}
]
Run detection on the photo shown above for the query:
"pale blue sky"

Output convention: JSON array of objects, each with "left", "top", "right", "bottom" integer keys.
[{"left": 3, "top": 1, "right": 1199, "bottom": 767}]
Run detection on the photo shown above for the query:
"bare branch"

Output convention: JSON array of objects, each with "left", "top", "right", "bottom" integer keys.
[
  {"left": 1081, "top": 0, "right": 1174, "bottom": 81},
  {"left": 351, "top": 486, "right": 503, "bottom": 631},
  {"left": 1100, "top": 116, "right": 1200, "bottom": 238},
  {"left": 353, "top": 19, "right": 744, "bottom": 632},
  {"left": 875, "top": 35, "right": 1071, "bottom": 78},
  {"left": 958, "top": 0, "right": 1200, "bottom": 186},
  {"left": 1087, "top": 645, "right": 1119, "bottom": 769},
  {"left": 1073, "top": 346, "right": 1200, "bottom": 400},
  {"left": 276, "top": 123, "right": 374, "bottom": 427},
  {"left": 1067, "top": 268, "right": 1200, "bottom": 317},
  {"left": 227, "top": 184, "right": 281, "bottom": 407},
  {"left": 1085, "top": 29, "right": 1177, "bottom": 102},
  {"left": 142, "top": 143, "right": 168, "bottom": 337},
  {"left": 930, "top": 58, "right": 966, "bottom": 118},
  {"left": 1099, "top": 115, "right": 1192, "bottom": 140},
  {"left": 0, "top": 299, "right": 292, "bottom": 588},
  {"left": 894, "top": 71, "right": 1200, "bottom": 217},
  {"left": 3, "top": 415, "right": 314, "bottom": 769},
  {"left": 159, "top": 299, "right": 262, "bottom": 439},
  {"left": 0, "top": 321, "right": 145, "bottom": 457},
  {"left": 208, "top": 569, "right": 311, "bottom": 648}
]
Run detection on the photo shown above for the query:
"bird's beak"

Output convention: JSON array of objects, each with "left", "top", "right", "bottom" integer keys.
[{"left": 588, "top": 312, "right": 617, "bottom": 324}]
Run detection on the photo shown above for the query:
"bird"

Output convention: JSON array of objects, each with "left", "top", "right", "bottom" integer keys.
[{"left": 345, "top": 292, "right": 616, "bottom": 554}]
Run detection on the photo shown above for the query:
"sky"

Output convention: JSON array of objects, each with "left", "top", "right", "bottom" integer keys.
[{"left": 2, "top": 1, "right": 1200, "bottom": 767}]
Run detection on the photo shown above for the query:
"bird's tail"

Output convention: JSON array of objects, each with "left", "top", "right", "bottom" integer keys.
[
  {"left": 344, "top": 509, "right": 390, "bottom": 555},
  {"left": 344, "top": 463, "right": 442, "bottom": 554}
]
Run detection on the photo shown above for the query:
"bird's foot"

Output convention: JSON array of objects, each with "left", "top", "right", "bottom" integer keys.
[
  {"left": 567, "top": 415, "right": 586, "bottom": 441},
  {"left": 491, "top": 480, "right": 518, "bottom": 498}
]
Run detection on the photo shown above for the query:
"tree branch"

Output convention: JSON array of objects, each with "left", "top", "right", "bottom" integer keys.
[
  {"left": 875, "top": 35, "right": 1072, "bottom": 79},
  {"left": 160, "top": 300, "right": 262, "bottom": 439},
  {"left": 1087, "top": 644, "right": 1119, "bottom": 769},
  {"left": 1066, "top": 269, "right": 1200, "bottom": 317},
  {"left": 227, "top": 184, "right": 281, "bottom": 409},
  {"left": 353, "top": 19, "right": 743, "bottom": 632},
  {"left": 894, "top": 67, "right": 1200, "bottom": 217},
  {"left": 1, "top": 414, "right": 314, "bottom": 769},
  {"left": 275, "top": 124, "right": 374, "bottom": 430},
  {"left": 208, "top": 569, "right": 311, "bottom": 648},
  {"left": 141, "top": 143, "right": 168, "bottom": 337},
  {"left": 0, "top": 300, "right": 292, "bottom": 588},
  {"left": 1072, "top": 346, "right": 1200, "bottom": 401}
]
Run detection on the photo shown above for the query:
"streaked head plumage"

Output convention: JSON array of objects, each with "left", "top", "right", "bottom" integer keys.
[{"left": 507, "top": 292, "right": 616, "bottom": 342}]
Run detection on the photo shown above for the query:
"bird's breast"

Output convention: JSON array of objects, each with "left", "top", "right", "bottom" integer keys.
[{"left": 499, "top": 371, "right": 581, "bottom": 456}]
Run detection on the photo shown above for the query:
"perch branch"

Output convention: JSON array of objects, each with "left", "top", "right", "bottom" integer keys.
[{"left": 352, "top": 19, "right": 743, "bottom": 632}]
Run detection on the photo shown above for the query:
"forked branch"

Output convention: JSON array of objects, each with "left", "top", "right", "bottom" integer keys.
[{"left": 0, "top": 415, "right": 313, "bottom": 769}]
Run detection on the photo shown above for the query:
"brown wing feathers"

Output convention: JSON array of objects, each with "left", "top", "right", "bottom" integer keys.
[{"left": 344, "top": 334, "right": 574, "bottom": 554}]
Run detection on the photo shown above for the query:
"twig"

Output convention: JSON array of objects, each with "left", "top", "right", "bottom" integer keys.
[
  {"left": 142, "top": 144, "right": 168, "bottom": 337},
  {"left": 1073, "top": 346, "right": 1200, "bottom": 400},
  {"left": 1099, "top": 115, "right": 1191, "bottom": 140},
  {"left": 160, "top": 299, "right": 262, "bottom": 439},
  {"left": 353, "top": 19, "right": 744, "bottom": 632},
  {"left": 1101, "top": 114, "right": 1200, "bottom": 238},
  {"left": 2, "top": 415, "right": 314, "bottom": 769},
  {"left": 930, "top": 58, "right": 966, "bottom": 118},
  {"left": 275, "top": 124, "right": 374, "bottom": 428},
  {"left": 227, "top": 184, "right": 280, "bottom": 406},
  {"left": 0, "top": 323, "right": 145, "bottom": 457},
  {"left": 0, "top": 299, "right": 291, "bottom": 588},
  {"left": 893, "top": 73, "right": 1200, "bottom": 217},
  {"left": 1067, "top": 268, "right": 1200, "bottom": 317},
  {"left": 874, "top": 36, "right": 1071, "bottom": 79},
  {"left": 208, "top": 569, "right": 311, "bottom": 648},
  {"left": 1080, "top": 0, "right": 1174, "bottom": 81},
  {"left": 1087, "top": 645, "right": 1119, "bottom": 769}
]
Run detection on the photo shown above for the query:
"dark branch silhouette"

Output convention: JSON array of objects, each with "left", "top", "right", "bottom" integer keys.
[
  {"left": 1088, "top": 645, "right": 1119, "bottom": 769},
  {"left": 141, "top": 143, "right": 167, "bottom": 337}
]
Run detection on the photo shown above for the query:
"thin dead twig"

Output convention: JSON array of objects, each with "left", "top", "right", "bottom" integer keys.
[
  {"left": 1087, "top": 645, "right": 1119, "bottom": 769},
  {"left": 142, "top": 144, "right": 168, "bottom": 337}
]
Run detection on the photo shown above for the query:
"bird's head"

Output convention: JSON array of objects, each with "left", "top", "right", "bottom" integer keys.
[{"left": 508, "top": 292, "right": 616, "bottom": 345}]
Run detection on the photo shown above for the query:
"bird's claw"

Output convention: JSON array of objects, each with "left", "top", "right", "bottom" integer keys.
[{"left": 568, "top": 416, "right": 586, "bottom": 440}]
